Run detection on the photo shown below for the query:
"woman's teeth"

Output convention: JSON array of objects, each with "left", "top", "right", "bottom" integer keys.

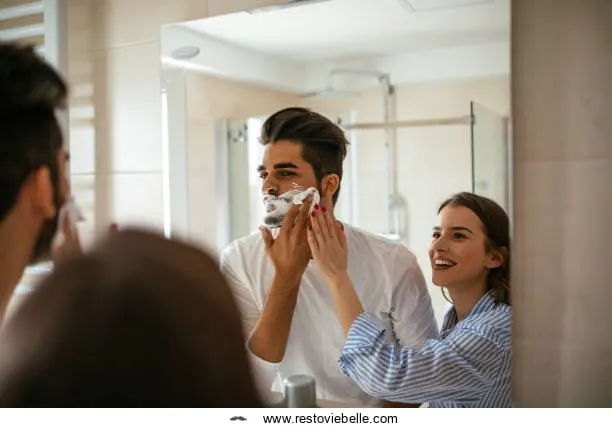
[{"left": 434, "top": 259, "right": 456, "bottom": 266}]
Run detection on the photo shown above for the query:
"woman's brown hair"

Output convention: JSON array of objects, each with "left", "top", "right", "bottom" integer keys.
[
  {"left": 0, "top": 229, "right": 263, "bottom": 407},
  {"left": 438, "top": 192, "right": 511, "bottom": 305}
]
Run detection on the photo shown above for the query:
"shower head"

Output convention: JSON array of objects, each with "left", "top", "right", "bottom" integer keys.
[{"left": 300, "top": 68, "right": 390, "bottom": 100}]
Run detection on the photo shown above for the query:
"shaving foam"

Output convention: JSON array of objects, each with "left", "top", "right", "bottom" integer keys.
[{"left": 261, "top": 187, "right": 320, "bottom": 228}]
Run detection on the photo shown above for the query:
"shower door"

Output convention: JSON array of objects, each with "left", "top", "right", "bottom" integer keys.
[{"left": 470, "top": 102, "right": 511, "bottom": 212}]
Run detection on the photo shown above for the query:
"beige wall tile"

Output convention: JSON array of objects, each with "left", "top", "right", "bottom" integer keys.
[
  {"left": 94, "top": 0, "right": 209, "bottom": 49},
  {"left": 67, "top": 0, "right": 96, "bottom": 56},
  {"left": 69, "top": 124, "right": 96, "bottom": 174},
  {"left": 512, "top": 0, "right": 612, "bottom": 407},
  {"left": 513, "top": 159, "right": 612, "bottom": 406}
]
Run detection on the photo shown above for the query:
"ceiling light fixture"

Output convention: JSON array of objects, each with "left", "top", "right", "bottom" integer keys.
[{"left": 170, "top": 46, "right": 200, "bottom": 60}]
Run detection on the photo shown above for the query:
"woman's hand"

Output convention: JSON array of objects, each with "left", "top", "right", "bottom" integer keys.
[
  {"left": 307, "top": 205, "right": 348, "bottom": 286},
  {"left": 308, "top": 205, "right": 364, "bottom": 336}
]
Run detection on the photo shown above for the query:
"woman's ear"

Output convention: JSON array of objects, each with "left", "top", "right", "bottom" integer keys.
[
  {"left": 321, "top": 174, "right": 340, "bottom": 201},
  {"left": 486, "top": 246, "right": 507, "bottom": 269}
]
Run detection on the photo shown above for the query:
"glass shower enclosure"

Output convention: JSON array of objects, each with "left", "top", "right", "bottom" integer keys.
[{"left": 470, "top": 101, "right": 511, "bottom": 213}]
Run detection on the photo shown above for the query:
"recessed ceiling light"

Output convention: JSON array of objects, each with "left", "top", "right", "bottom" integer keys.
[{"left": 171, "top": 46, "right": 200, "bottom": 60}]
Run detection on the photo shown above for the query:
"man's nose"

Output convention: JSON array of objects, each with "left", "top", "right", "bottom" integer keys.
[{"left": 262, "top": 177, "right": 279, "bottom": 196}]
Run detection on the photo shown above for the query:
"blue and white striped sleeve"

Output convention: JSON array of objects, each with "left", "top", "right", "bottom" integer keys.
[{"left": 338, "top": 313, "right": 502, "bottom": 404}]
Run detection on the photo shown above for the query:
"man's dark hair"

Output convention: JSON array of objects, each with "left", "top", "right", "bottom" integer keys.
[
  {"left": 260, "top": 107, "right": 349, "bottom": 205},
  {"left": 0, "top": 42, "right": 67, "bottom": 222}
]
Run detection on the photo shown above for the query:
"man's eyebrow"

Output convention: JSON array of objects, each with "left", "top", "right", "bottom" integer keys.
[
  {"left": 257, "top": 162, "right": 299, "bottom": 172},
  {"left": 273, "top": 162, "right": 298, "bottom": 170}
]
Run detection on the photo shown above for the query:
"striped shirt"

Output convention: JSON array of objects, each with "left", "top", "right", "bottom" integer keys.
[{"left": 338, "top": 290, "right": 512, "bottom": 407}]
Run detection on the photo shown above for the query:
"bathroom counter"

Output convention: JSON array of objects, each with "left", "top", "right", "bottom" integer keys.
[{"left": 267, "top": 393, "right": 365, "bottom": 408}]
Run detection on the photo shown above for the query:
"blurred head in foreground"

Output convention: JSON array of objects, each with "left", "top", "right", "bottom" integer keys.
[{"left": 0, "top": 229, "right": 262, "bottom": 407}]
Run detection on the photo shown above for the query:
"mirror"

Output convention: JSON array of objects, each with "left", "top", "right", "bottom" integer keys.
[{"left": 160, "top": 0, "right": 510, "bottom": 327}]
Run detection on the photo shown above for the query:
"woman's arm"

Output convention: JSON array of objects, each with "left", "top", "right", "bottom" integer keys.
[
  {"left": 338, "top": 313, "right": 505, "bottom": 404},
  {"left": 327, "top": 272, "right": 364, "bottom": 337}
]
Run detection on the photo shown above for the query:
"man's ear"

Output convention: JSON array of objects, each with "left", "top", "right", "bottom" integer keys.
[
  {"left": 321, "top": 174, "right": 340, "bottom": 201},
  {"left": 25, "top": 166, "right": 56, "bottom": 219}
]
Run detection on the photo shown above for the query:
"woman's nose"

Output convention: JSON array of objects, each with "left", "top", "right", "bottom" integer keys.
[{"left": 432, "top": 237, "right": 450, "bottom": 253}]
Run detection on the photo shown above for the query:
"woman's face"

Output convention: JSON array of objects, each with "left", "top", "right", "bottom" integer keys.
[{"left": 428, "top": 205, "right": 502, "bottom": 289}]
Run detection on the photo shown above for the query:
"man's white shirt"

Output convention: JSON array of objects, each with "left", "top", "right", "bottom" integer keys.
[{"left": 221, "top": 223, "right": 439, "bottom": 406}]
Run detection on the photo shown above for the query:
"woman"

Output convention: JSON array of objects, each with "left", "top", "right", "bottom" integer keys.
[
  {"left": 0, "top": 229, "right": 263, "bottom": 407},
  {"left": 307, "top": 192, "right": 511, "bottom": 407}
]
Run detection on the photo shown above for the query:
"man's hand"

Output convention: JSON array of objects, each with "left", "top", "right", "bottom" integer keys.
[
  {"left": 260, "top": 197, "right": 313, "bottom": 281},
  {"left": 52, "top": 214, "right": 119, "bottom": 263},
  {"left": 51, "top": 206, "right": 82, "bottom": 262},
  {"left": 247, "top": 197, "right": 314, "bottom": 363}
]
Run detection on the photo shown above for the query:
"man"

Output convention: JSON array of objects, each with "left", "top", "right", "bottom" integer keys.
[
  {"left": 0, "top": 42, "right": 76, "bottom": 321},
  {"left": 221, "top": 107, "right": 439, "bottom": 407}
]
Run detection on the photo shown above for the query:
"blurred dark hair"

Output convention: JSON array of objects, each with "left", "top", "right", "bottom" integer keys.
[
  {"left": 439, "top": 192, "right": 511, "bottom": 305},
  {"left": 260, "top": 107, "right": 348, "bottom": 204},
  {"left": 0, "top": 42, "right": 66, "bottom": 222},
  {"left": 0, "top": 230, "right": 263, "bottom": 407}
]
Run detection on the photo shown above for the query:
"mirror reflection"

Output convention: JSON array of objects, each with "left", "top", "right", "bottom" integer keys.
[{"left": 161, "top": 0, "right": 510, "bottom": 408}]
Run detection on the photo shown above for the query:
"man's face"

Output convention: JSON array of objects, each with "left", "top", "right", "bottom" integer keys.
[
  {"left": 258, "top": 140, "right": 319, "bottom": 227},
  {"left": 30, "top": 148, "right": 69, "bottom": 264}
]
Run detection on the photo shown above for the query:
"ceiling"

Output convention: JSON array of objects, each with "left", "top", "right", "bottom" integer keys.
[{"left": 179, "top": 0, "right": 510, "bottom": 63}]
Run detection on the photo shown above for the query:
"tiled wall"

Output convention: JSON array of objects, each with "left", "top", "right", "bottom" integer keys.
[{"left": 511, "top": 0, "right": 612, "bottom": 407}]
